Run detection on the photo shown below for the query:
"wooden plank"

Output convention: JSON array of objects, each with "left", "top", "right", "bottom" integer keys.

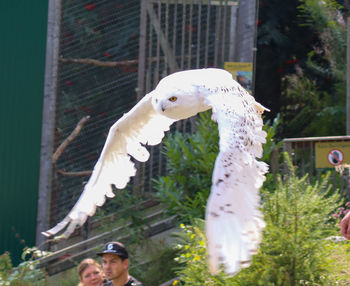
[
  {"left": 48, "top": 199, "right": 160, "bottom": 241},
  {"left": 40, "top": 206, "right": 165, "bottom": 265},
  {"left": 40, "top": 215, "right": 177, "bottom": 275}
]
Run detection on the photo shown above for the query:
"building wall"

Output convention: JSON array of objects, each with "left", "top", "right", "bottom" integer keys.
[{"left": 0, "top": 1, "right": 48, "bottom": 264}]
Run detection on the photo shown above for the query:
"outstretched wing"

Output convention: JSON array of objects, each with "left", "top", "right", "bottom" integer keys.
[
  {"left": 205, "top": 83, "right": 269, "bottom": 275},
  {"left": 43, "top": 92, "right": 175, "bottom": 238}
]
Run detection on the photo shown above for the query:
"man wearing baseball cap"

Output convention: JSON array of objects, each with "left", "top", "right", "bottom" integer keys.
[{"left": 97, "top": 241, "right": 144, "bottom": 286}]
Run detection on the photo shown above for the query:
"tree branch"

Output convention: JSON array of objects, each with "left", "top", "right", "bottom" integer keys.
[
  {"left": 60, "top": 57, "right": 138, "bottom": 67},
  {"left": 59, "top": 55, "right": 192, "bottom": 68},
  {"left": 57, "top": 170, "right": 92, "bottom": 177},
  {"left": 52, "top": 115, "right": 90, "bottom": 163}
]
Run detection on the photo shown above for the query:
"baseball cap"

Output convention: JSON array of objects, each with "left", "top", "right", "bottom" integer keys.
[{"left": 97, "top": 241, "right": 129, "bottom": 258}]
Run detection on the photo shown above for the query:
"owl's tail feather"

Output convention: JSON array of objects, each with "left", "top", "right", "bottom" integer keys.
[
  {"left": 41, "top": 216, "right": 71, "bottom": 238},
  {"left": 205, "top": 145, "right": 267, "bottom": 275},
  {"left": 206, "top": 206, "right": 265, "bottom": 275}
]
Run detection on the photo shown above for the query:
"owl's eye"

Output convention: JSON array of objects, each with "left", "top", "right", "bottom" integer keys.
[{"left": 168, "top": 96, "right": 177, "bottom": 102}]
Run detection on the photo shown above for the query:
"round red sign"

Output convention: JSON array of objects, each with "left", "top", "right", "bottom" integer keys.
[{"left": 327, "top": 149, "right": 344, "bottom": 166}]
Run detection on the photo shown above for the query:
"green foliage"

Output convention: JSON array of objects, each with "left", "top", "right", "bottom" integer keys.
[
  {"left": 262, "top": 113, "right": 282, "bottom": 162},
  {"left": 47, "top": 268, "right": 79, "bottom": 286},
  {"left": 237, "top": 153, "right": 341, "bottom": 285},
  {"left": 0, "top": 247, "right": 49, "bottom": 286},
  {"left": 131, "top": 243, "right": 179, "bottom": 286},
  {"left": 155, "top": 111, "right": 281, "bottom": 223},
  {"left": 280, "top": 0, "right": 346, "bottom": 137},
  {"left": 255, "top": 0, "right": 319, "bottom": 121},
  {"left": 94, "top": 187, "right": 150, "bottom": 246},
  {"left": 172, "top": 153, "right": 343, "bottom": 285},
  {"left": 173, "top": 220, "right": 237, "bottom": 286},
  {"left": 261, "top": 114, "right": 283, "bottom": 191},
  {"left": 300, "top": 0, "right": 346, "bottom": 84},
  {"left": 326, "top": 241, "right": 350, "bottom": 283},
  {"left": 281, "top": 71, "right": 345, "bottom": 137},
  {"left": 154, "top": 112, "right": 219, "bottom": 223}
]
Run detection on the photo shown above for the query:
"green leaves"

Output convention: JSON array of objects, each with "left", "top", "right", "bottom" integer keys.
[
  {"left": 233, "top": 153, "right": 341, "bottom": 285},
  {"left": 173, "top": 220, "right": 236, "bottom": 286},
  {"left": 154, "top": 112, "right": 218, "bottom": 223},
  {"left": 281, "top": 0, "right": 346, "bottom": 137},
  {"left": 170, "top": 153, "right": 343, "bottom": 285},
  {"left": 0, "top": 248, "right": 49, "bottom": 286},
  {"left": 262, "top": 113, "right": 282, "bottom": 162},
  {"left": 154, "top": 109, "right": 345, "bottom": 284}
]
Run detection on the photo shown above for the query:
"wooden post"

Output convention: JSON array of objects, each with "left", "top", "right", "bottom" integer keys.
[
  {"left": 137, "top": 0, "right": 148, "bottom": 100},
  {"left": 228, "top": 4, "right": 238, "bottom": 61},
  {"left": 234, "top": 0, "right": 258, "bottom": 94},
  {"left": 235, "top": 0, "right": 257, "bottom": 62},
  {"left": 36, "top": 0, "right": 62, "bottom": 247}
]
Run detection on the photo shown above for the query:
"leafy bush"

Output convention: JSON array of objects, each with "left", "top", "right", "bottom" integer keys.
[
  {"left": 154, "top": 112, "right": 219, "bottom": 223},
  {"left": 172, "top": 153, "right": 343, "bottom": 285},
  {"left": 173, "top": 220, "right": 237, "bottom": 285},
  {"left": 154, "top": 111, "right": 280, "bottom": 223},
  {"left": 131, "top": 243, "right": 179, "bottom": 286},
  {"left": 262, "top": 113, "right": 282, "bottom": 163},
  {"left": 236, "top": 154, "right": 341, "bottom": 285},
  {"left": 0, "top": 247, "right": 49, "bottom": 286},
  {"left": 281, "top": 0, "right": 346, "bottom": 137}
]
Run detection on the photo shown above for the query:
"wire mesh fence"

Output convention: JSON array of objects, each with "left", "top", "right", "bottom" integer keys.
[
  {"left": 44, "top": 0, "right": 241, "bottom": 233},
  {"left": 51, "top": 0, "right": 141, "bottom": 226}
]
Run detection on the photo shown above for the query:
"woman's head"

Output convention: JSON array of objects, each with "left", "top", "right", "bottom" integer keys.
[{"left": 78, "top": 258, "right": 104, "bottom": 286}]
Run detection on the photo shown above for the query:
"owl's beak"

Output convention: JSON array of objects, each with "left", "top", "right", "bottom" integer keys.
[{"left": 161, "top": 103, "right": 166, "bottom": 112}]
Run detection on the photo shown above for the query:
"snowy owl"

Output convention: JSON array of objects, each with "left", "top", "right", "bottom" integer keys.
[{"left": 43, "top": 68, "right": 269, "bottom": 275}]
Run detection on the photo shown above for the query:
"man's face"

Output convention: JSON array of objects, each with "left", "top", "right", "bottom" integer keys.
[{"left": 101, "top": 253, "right": 128, "bottom": 281}]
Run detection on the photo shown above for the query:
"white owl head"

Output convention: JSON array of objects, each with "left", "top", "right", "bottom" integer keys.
[{"left": 151, "top": 74, "right": 210, "bottom": 120}]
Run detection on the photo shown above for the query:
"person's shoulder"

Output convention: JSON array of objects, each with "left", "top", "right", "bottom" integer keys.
[
  {"left": 126, "top": 276, "right": 144, "bottom": 286},
  {"left": 102, "top": 281, "right": 113, "bottom": 286}
]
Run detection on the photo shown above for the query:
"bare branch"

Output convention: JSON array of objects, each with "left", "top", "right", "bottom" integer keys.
[
  {"left": 57, "top": 170, "right": 92, "bottom": 177},
  {"left": 59, "top": 55, "right": 192, "bottom": 68},
  {"left": 52, "top": 115, "right": 90, "bottom": 163},
  {"left": 60, "top": 57, "right": 138, "bottom": 67}
]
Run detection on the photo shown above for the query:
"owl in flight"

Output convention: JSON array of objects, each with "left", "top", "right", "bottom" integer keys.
[{"left": 43, "top": 68, "right": 269, "bottom": 275}]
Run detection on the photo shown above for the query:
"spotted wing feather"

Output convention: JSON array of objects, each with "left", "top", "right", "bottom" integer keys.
[{"left": 205, "top": 83, "right": 268, "bottom": 275}]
